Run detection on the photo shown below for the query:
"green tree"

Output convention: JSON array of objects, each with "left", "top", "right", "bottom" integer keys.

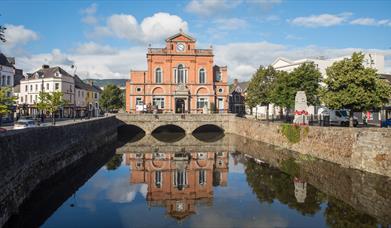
[
  {"left": 0, "top": 18, "right": 6, "bottom": 42},
  {"left": 321, "top": 52, "right": 391, "bottom": 126},
  {"left": 246, "top": 66, "right": 277, "bottom": 119},
  {"left": 0, "top": 87, "right": 16, "bottom": 126},
  {"left": 269, "top": 70, "right": 293, "bottom": 118},
  {"left": 99, "top": 84, "right": 123, "bottom": 112},
  {"left": 37, "top": 91, "right": 66, "bottom": 125},
  {"left": 105, "top": 154, "right": 123, "bottom": 170},
  {"left": 270, "top": 63, "right": 321, "bottom": 118}
]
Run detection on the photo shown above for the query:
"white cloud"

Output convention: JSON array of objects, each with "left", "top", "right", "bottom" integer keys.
[
  {"left": 81, "top": 3, "right": 98, "bottom": 25},
  {"left": 285, "top": 34, "right": 302, "bottom": 40},
  {"left": 0, "top": 24, "right": 39, "bottom": 56},
  {"left": 350, "top": 17, "right": 391, "bottom": 26},
  {"left": 49, "top": 49, "right": 75, "bottom": 66},
  {"left": 89, "top": 12, "right": 188, "bottom": 44},
  {"left": 215, "top": 41, "right": 391, "bottom": 82},
  {"left": 248, "top": 0, "right": 282, "bottom": 10},
  {"left": 14, "top": 46, "right": 146, "bottom": 79},
  {"left": 140, "top": 13, "right": 188, "bottom": 43},
  {"left": 185, "top": 0, "right": 241, "bottom": 16},
  {"left": 213, "top": 18, "right": 248, "bottom": 30},
  {"left": 289, "top": 12, "right": 352, "bottom": 27},
  {"left": 75, "top": 42, "right": 118, "bottom": 55}
]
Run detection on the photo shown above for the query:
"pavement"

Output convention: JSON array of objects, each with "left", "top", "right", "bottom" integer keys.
[{"left": 0, "top": 116, "right": 107, "bottom": 131}]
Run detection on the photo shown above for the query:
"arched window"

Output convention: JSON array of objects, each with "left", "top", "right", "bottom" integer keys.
[
  {"left": 199, "top": 69, "right": 206, "bottom": 84},
  {"left": 177, "top": 64, "right": 185, "bottom": 84},
  {"left": 155, "top": 68, "right": 162, "bottom": 84}
]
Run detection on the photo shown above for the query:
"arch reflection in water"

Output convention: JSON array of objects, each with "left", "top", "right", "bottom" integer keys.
[
  {"left": 151, "top": 124, "right": 186, "bottom": 143},
  {"left": 117, "top": 125, "right": 145, "bottom": 143},
  {"left": 192, "top": 124, "right": 225, "bottom": 142},
  {"left": 125, "top": 150, "right": 229, "bottom": 220}
]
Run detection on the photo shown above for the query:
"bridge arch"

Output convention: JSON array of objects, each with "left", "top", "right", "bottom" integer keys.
[
  {"left": 151, "top": 124, "right": 186, "bottom": 143},
  {"left": 118, "top": 124, "right": 146, "bottom": 143}
]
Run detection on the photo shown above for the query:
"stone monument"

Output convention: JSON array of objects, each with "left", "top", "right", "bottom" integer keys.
[{"left": 293, "top": 91, "right": 309, "bottom": 125}]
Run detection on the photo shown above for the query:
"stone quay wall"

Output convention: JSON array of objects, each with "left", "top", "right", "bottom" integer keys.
[
  {"left": 231, "top": 136, "right": 391, "bottom": 224},
  {"left": 227, "top": 117, "right": 391, "bottom": 177},
  {"left": 0, "top": 117, "right": 118, "bottom": 227}
]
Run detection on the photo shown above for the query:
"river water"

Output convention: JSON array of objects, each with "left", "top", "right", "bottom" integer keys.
[{"left": 5, "top": 129, "right": 391, "bottom": 228}]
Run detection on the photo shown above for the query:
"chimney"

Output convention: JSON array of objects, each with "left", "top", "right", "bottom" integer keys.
[
  {"left": 42, "top": 64, "right": 50, "bottom": 69},
  {"left": 233, "top": 79, "right": 239, "bottom": 87}
]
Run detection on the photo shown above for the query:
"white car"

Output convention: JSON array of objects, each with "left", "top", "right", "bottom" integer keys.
[
  {"left": 318, "top": 108, "right": 358, "bottom": 127},
  {"left": 14, "top": 119, "right": 37, "bottom": 129}
]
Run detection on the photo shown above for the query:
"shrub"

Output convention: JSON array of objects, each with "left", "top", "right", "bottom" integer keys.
[{"left": 281, "top": 124, "right": 301, "bottom": 143}]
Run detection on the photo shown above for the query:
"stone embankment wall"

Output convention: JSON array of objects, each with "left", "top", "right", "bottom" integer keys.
[
  {"left": 230, "top": 136, "right": 391, "bottom": 224},
  {"left": 227, "top": 117, "right": 391, "bottom": 177},
  {"left": 0, "top": 117, "right": 118, "bottom": 227}
]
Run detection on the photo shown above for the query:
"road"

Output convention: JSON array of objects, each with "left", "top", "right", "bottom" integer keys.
[{"left": 1, "top": 116, "right": 109, "bottom": 131}]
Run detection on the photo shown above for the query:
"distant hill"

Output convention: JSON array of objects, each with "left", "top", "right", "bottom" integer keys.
[{"left": 83, "top": 79, "right": 127, "bottom": 88}]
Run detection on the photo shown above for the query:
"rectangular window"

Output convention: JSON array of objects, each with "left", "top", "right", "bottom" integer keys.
[
  {"left": 35, "top": 84, "right": 38, "bottom": 91},
  {"left": 174, "top": 170, "right": 187, "bottom": 187},
  {"left": 197, "top": 97, "right": 208, "bottom": 109},
  {"left": 25, "top": 85, "right": 28, "bottom": 92},
  {"left": 199, "top": 170, "right": 206, "bottom": 185},
  {"left": 21, "top": 96, "right": 23, "bottom": 103},
  {"left": 30, "top": 85, "right": 33, "bottom": 91},
  {"left": 216, "top": 71, "right": 221, "bottom": 82},
  {"left": 30, "top": 95, "right": 32, "bottom": 103},
  {"left": 46, "top": 83, "right": 49, "bottom": 90},
  {"left": 78, "top": 90, "right": 80, "bottom": 97},
  {"left": 94, "top": 93, "right": 97, "bottom": 99},
  {"left": 136, "top": 97, "right": 143, "bottom": 105},
  {"left": 153, "top": 97, "right": 165, "bottom": 109},
  {"left": 7, "top": 76, "right": 10, "bottom": 85},
  {"left": 55, "top": 83, "right": 59, "bottom": 90},
  {"left": 155, "top": 171, "right": 162, "bottom": 188}
]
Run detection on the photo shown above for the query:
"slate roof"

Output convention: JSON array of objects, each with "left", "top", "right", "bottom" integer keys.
[
  {"left": 229, "top": 81, "right": 249, "bottom": 93},
  {"left": 74, "top": 75, "right": 102, "bottom": 92},
  {"left": 24, "top": 66, "right": 73, "bottom": 80},
  {"left": 0, "top": 53, "right": 13, "bottom": 67}
]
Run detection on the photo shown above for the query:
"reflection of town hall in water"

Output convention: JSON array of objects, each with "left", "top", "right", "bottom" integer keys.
[
  {"left": 125, "top": 151, "right": 228, "bottom": 220},
  {"left": 125, "top": 31, "right": 229, "bottom": 113}
]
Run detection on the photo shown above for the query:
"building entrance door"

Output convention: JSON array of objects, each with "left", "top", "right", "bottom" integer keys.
[
  {"left": 218, "top": 98, "right": 224, "bottom": 113},
  {"left": 175, "top": 99, "right": 185, "bottom": 113}
]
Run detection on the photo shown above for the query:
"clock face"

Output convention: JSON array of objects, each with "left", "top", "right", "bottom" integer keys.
[{"left": 176, "top": 43, "right": 185, "bottom": 52}]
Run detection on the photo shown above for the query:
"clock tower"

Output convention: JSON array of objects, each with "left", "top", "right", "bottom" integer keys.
[{"left": 126, "top": 31, "right": 228, "bottom": 114}]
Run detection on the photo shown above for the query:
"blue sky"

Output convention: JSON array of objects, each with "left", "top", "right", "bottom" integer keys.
[{"left": 1, "top": 0, "right": 391, "bottom": 81}]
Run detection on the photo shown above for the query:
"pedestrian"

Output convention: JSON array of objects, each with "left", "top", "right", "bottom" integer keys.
[{"left": 363, "top": 112, "right": 368, "bottom": 127}]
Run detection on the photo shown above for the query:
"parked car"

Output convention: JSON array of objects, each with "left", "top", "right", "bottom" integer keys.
[
  {"left": 0, "top": 127, "right": 7, "bottom": 133},
  {"left": 381, "top": 118, "right": 391, "bottom": 128},
  {"left": 318, "top": 107, "right": 358, "bottom": 127},
  {"left": 14, "top": 119, "right": 37, "bottom": 129}
]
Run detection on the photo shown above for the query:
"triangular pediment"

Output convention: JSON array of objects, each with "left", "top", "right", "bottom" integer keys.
[
  {"left": 166, "top": 32, "right": 196, "bottom": 42},
  {"left": 271, "top": 57, "right": 293, "bottom": 68}
]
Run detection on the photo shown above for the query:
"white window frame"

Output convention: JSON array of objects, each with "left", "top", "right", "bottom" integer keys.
[
  {"left": 199, "top": 68, "right": 206, "bottom": 84},
  {"left": 175, "top": 64, "right": 187, "bottom": 84},
  {"left": 155, "top": 171, "right": 162, "bottom": 188},
  {"left": 199, "top": 170, "right": 206, "bottom": 185},
  {"left": 197, "top": 97, "right": 208, "bottom": 109},
  {"left": 135, "top": 97, "right": 143, "bottom": 105},
  {"left": 152, "top": 96, "right": 165, "bottom": 109},
  {"left": 155, "top": 67, "right": 162, "bottom": 84}
]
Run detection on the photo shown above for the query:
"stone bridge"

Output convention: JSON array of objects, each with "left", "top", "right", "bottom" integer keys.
[{"left": 115, "top": 113, "right": 234, "bottom": 135}]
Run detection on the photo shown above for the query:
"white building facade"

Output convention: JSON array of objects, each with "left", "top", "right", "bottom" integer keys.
[
  {"left": 0, "top": 53, "right": 15, "bottom": 91},
  {"left": 18, "top": 65, "right": 101, "bottom": 118}
]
